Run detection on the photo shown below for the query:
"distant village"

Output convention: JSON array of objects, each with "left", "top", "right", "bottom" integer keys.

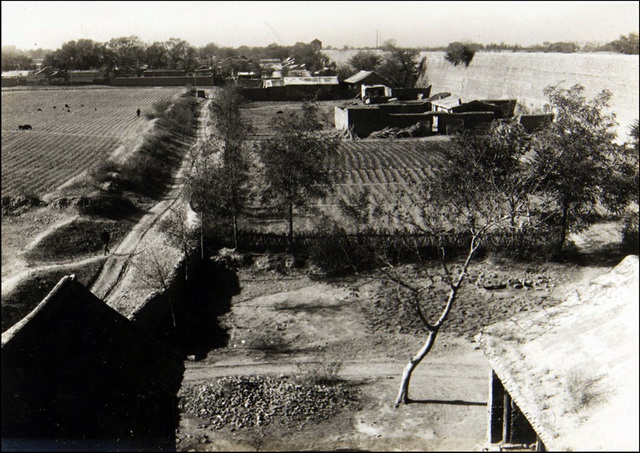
[{"left": 2, "top": 38, "right": 553, "bottom": 140}]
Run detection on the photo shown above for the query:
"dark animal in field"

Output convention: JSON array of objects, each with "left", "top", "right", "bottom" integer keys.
[
  {"left": 65, "top": 104, "right": 69, "bottom": 108},
  {"left": 81, "top": 104, "right": 84, "bottom": 107},
  {"left": 37, "top": 108, "right": 42, "bottom": 111},
  {"left": 18, "top": 125, "right": 33, "bottom": 130},
  {"left": 95, "top": 108, "right": 98, "bottom": 111},
  {"left": 53, "top": 106, "right": 56, "bottom": 109},
  {"left": 67, "top": 109, "right": 71, "bottom": 112},
  {"left": 276, "top": 110, "right": 284, "bottom": 114}
]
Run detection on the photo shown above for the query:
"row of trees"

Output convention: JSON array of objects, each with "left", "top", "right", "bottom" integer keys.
[
  {"left": 441, "top": 33, "right": 639, "bottom": 68},
  {"left": 409, "top": 32, "right": 639, "bottom": 55},
  {"left": 2, "top": 36, "right": 331, "bottom": 74},
  {"left": 187, "top": 85, "right": 340, "bottom": 252}
]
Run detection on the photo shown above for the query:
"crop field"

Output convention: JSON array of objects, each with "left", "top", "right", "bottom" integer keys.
[
  {"left": 239, "top": 101, "right": 452, "bottom": 232},
  {"left": 1, "top": 87, "right": 184, "bottom": 198},
  {"left": 324, "top": 138, "right": 451, "bottom": 229},
  {"left": 241, "top": 100, "right": 345, "bottom": 140}
]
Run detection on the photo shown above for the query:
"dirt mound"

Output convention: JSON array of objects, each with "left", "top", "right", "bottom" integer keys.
[{"left": 1, "top": 195, "right": 46, "bottom": 216}]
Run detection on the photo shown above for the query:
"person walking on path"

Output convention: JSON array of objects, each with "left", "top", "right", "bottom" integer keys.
[
  {"left": 136, "top": 108, "right": 141, "bottom": 117},
  {"left": 101, "top": 230, "right": 111, "bottom": 255}
]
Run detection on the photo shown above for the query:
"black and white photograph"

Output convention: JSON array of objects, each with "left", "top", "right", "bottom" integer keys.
[{"left": 1, "top": 1, "right": 638, "bottom": 451}]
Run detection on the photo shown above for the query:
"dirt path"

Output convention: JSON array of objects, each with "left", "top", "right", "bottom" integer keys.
[{"left": 90, "top": 100, "right": 211, "bottom": 307}]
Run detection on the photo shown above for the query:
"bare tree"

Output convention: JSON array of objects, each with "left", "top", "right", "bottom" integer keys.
[
  {"left": 257, "top": 101, "right": 340, "bottom": 246},
  {"left": 158, "top": 205, "right": 198, "bottom": 277},
  {"left": 130, "top": 244, "right": 178, "bottom": 327},
  {"left": 371, "top": 120, "right": 548, "bottom": 407}
]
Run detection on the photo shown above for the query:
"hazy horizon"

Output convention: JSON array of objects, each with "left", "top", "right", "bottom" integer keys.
[{"left": 2, "top": 1, "right": 639, "bottom": 51}]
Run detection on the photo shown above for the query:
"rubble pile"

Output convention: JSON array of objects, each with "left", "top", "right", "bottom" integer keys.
[
  {"left": 179, "top": 375, "right": 360, "bottom": 431},
  {"left": 367, "top": 122, "right": 422, "bottom": 139}
]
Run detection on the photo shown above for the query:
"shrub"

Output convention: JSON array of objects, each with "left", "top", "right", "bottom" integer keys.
[
  {"left": 294, "top": 360, "right": 344, "bottom": 385},
  {"left": 76, "top": 193, "right": 139, "bottom": 218},
  {"left": 145, "top": 99, "right": 172, "bottom": 119},
  {"left": 2, "top": 195, "right": 45, "bottom": 216},
  {"left": 564, "top": 368, "right": 604, "bottom": 413},
  {"left": 444, "top": 42, "right": 477, "bottom": 67},
  {"left": 88, "top": 157, "right": 120, "bottom": 183}
]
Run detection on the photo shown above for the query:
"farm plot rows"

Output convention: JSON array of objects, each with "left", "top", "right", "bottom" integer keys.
[
  {"left": 1, "top": 87, "right": 184, "bottom": 197},
  {"left": 324, "top": 138, "right": 452, "bottom": 229},
  {"left": 238, "top": 101, "right": 452, "bottom": 232}
]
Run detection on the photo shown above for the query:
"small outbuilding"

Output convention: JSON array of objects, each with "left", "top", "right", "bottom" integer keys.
[
  {"left": 476, "top": 255, "right": 639, "bottom": 451},
  {"left": 344, "top": 70, "right": 392, "bottom": 92}
]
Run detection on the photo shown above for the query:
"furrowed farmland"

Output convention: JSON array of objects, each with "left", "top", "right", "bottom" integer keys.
[
  {"left": 240, "top": 100, "right": 452, "bottom": 232},
  {"left": 1, "top": 87, "right": 184, "bottom": 198},
  {"left": 325, "top": 138, "right": 452, "bottom": 229}
]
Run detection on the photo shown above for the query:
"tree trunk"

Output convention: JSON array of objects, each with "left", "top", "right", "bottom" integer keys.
[
  {"left": 288, "top": 203, "right": 294, "bottom": 247},
  {"left": 233, "top": 212, "right": 239, "bottom": 250},
  {"left": 394, "top": 328, "right": 439, "bottom": 407},
  {"left": 557, "top": 197, "right": 570, "bottom": 253}
]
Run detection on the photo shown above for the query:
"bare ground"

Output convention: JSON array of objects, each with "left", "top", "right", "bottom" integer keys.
[{"left": 175, "top": 239, "right": 618, "bottom": 451}]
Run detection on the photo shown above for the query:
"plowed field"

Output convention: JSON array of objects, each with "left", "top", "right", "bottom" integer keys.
[
  {"left": 1, "top": 87, "right": 184, "bottom": 197},
  {"left": 241, "top": 100, "right": 452, "bottom": 231},
  {"left": 326, "top": 138, "right": 451, "bottom": 229}
]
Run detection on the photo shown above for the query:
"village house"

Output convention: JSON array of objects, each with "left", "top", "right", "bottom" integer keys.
[
  {"left": 194, "top": 65, "right": 214, "bottom": 76},
  {"left": 1, "top": 275, "right": 185, "bottom": 451},
  {"left": 431, "top": 95, "right": 463, "bottom": 112},
  {"left": 334, "top": 91, "right": 514, "bottom": 138},
  {"left": 112, "top": 65, "right": 138, "bottom": 78},
  {"left": 344, "top": 70, "right": 392, "bottom": 93},
  {"left": 1, "top": 69, "right": 30, "bottom": 87},
  {"left": 476, "top": 255, "right": 639, "bottom": 451},
  {"left": 215, "top": 55, "right": 253, "bottom": 79},
  {"left": 518, "top": 113, "right": 555, "bottom": 133},
  {"left": 46, "top": 69, "right": 68, "bottom": 84}
]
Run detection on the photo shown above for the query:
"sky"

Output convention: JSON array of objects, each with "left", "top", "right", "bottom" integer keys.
[{"left": 2, "top": 1, "right": 639, "bottom": 51}]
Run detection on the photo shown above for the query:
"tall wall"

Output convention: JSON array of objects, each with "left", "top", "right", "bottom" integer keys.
[{"left": 416, "top": 51, "right": 639, "bottom": 140}]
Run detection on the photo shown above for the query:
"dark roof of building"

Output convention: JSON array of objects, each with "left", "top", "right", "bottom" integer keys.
[
  {"left": 2, "top": 274, "right": 184, "bottom": 407},
  {"left": 477, "top": 255, "right": 639, "bottom": 451}
]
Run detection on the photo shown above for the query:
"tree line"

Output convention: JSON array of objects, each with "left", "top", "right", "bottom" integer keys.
[
  {"left": 1, "top": 37, "right": 332, "bottom": 73},
  {"left": 395, "top": 32, "right": 639, "bottom": 55}
]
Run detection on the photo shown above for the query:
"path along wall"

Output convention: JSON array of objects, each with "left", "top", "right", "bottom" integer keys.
[{"left": 416, "top": 51, "right": 639, "bottom": 141}]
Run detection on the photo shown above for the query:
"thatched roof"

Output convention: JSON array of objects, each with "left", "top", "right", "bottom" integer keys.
[{"left": 477, "top": 255, "right": 639, "bottom": 451}]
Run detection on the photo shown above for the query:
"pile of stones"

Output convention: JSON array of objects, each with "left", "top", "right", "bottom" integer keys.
[{"left": 179, "top": 375, "right": 359, "bottom": 431}]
